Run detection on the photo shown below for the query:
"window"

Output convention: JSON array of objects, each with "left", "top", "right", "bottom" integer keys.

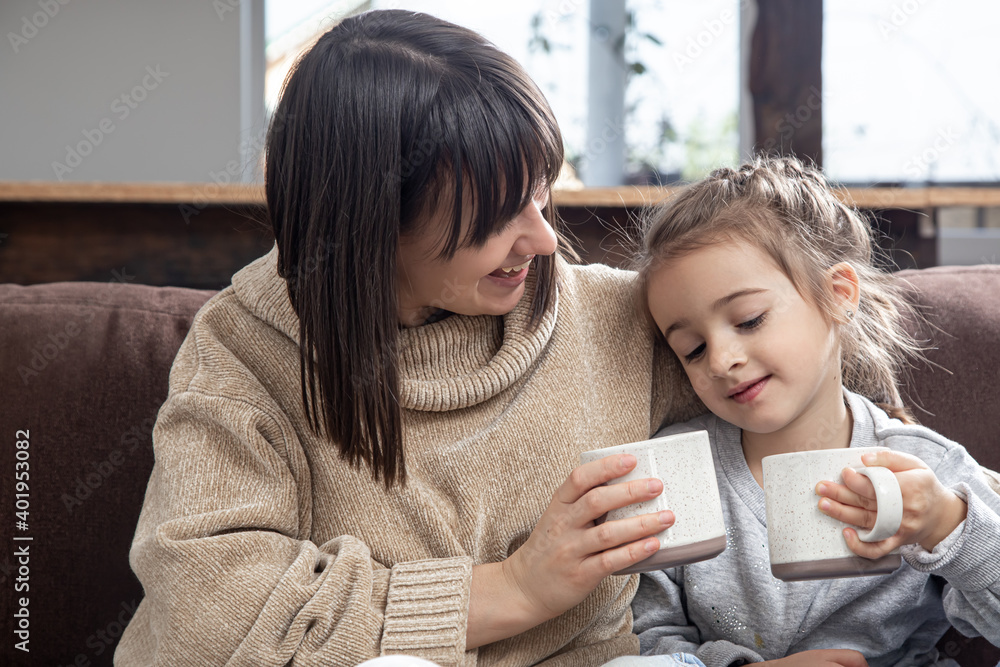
[
  {"left": 824, "top": 0, "right": 1000, "bottom": 184},
  {"left": 264, "top": 0, "right": 741, "bottom": 184}
]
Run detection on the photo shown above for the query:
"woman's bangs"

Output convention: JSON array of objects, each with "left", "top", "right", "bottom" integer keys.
[{"left": 432, "top": 83, "right": 562, "bottom": 257}]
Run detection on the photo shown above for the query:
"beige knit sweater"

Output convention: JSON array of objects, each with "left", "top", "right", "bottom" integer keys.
[{"left": 115, "top": 245, "right": 702, "bottom": 667}]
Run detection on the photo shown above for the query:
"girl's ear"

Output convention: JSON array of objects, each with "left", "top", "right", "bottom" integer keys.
[{"left": 827, "top": 262, "right": 860, "bottom": 322}]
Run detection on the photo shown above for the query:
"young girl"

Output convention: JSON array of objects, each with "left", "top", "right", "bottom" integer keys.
[{"left": 630, "top": 156, "right": 1000, "bottom": 667}]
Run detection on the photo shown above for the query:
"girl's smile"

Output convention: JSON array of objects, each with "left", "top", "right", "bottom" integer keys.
[{"left": 728, "top": 375, "right": 770, "bottom": 404}]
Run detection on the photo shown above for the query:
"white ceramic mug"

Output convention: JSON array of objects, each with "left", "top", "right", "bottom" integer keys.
[
  {"left": 579, "top": 430, "right": 726, "bottom": 575},
  {"left": 762, "top": 446, "right": 903, "bottom": 581}
]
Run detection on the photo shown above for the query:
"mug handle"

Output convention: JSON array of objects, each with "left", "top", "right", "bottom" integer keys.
[{"left": 853, "top": 466, "right": 903, "bottom": 543}]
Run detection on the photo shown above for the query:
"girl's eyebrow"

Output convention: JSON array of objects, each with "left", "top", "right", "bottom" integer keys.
[
  {"left": 662, "top": 288, "right": 769, "bottom": 339},
  {"left": 712, "top": 287, "right": 768, "bottom": 310}
]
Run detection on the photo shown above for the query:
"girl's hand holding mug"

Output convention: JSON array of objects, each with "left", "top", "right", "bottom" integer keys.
[{"left": 815, "top": 450, "right": 968, "bottom": 557}]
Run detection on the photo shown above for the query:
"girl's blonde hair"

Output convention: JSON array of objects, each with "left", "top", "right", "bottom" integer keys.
[{"left": 634, "top": 155, "right": 925, "bottom": 423}]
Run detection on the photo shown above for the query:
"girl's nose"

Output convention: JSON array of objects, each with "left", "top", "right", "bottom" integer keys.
[
  {"left": 708, "top": 339, "right": 746, "bottom": 378},
  {"left": 512, "top": 200, "right": 558, "bottom": 257}
]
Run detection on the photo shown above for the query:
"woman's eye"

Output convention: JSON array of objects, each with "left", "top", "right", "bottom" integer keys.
[
  {"left": 738, "top": 313, "right": 767, "bottom": 330},
  {"left": 683, "top": 343, "right": 705, "bottom": 364}
]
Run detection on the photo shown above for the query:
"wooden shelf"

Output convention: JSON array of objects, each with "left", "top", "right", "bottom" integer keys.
[
  {"left": 2, "top": 181, "right": 1000, "bottom": 209},
  {"left": 0, "top": 181, "right": 264, "bottom": 205}
]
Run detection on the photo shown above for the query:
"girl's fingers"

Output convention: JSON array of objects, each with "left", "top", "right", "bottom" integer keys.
[
  {"left": 816, "top": 479, "right": 873, "bottom": 510},
  {"left": 584, "top": 510, "right": 674, "bottom": 554},
  {"left": 818, "top": 497, "right": 877, "bottom": 530},
  {"left": 841, "top": 467, "right": 879, "bottom": 500},
  {"left": 842, "top": 527, "right": 899, "bottom": 559},
  {"left": 860, "top": 449, "right": 927, "bottom": 473}
]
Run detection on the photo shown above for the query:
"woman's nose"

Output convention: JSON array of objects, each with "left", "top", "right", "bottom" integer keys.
[{"left": 512, "top": 200, "right": 558, "bottom": 257}]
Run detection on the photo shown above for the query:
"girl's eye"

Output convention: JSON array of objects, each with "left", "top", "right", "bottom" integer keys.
[
  {"left": 683, "top": 343, "right": 706, "bottom": 364},
  {"left": 738, "top": 313, "right": 767, "bottom": 330}
]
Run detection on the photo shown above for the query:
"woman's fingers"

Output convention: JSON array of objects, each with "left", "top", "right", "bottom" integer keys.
[
  {"left": 585, "top": 533, "right": 661, "bottom": 576},
  {"left": 841, "top": 466, "right": 879, "bottom": 499},
  {"left": 816, "top": 474, "right": 879, "bottom": 528},
  {"left": 584, "top": 510, "right": 674, "bottom": 554},
  {"left": 581, "top": 476, "right": 663, "bottom": 518},
  {"left": 556, "top": 454, "right": 637, "bottom": 505}
]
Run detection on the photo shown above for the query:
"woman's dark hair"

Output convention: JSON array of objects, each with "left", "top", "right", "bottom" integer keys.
[{"left": 265, "top": 10, "right": 568, "bottom": 487}]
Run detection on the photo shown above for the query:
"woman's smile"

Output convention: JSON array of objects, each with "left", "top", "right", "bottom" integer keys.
[{"left": 486, "top": 256, "right": 534, "bottom": 286}]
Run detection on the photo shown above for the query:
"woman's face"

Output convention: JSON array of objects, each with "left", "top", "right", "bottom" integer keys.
[{"left": 396, "top": 188, "right": 557, "bottom": 326}]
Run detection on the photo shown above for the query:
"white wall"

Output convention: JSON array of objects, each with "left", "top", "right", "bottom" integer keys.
[{"left": 0, "top": 0, "right": 265, "bottom": 183}]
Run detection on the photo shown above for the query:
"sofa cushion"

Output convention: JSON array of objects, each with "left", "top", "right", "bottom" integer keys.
[
  {"left": 0, "top": 281, "right": 215, "bottom": 667},
  {"left": 897, "top": 265, "right": 1000, "bottom": 475}
]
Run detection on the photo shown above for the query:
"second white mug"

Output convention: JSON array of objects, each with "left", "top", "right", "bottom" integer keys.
[{"left": 762, "top": 446, "right": 904, "bottom": 582}]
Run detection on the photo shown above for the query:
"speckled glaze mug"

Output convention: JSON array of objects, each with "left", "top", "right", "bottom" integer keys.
[
  {"left": 762, "top": 446, "right": 903, "bottom": 582},
  {"left": 579, "top": 430, "right": 726, "bottom": 575}
]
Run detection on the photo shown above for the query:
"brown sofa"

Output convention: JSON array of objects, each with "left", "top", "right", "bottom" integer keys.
[{"left": 1, "top": 263, "right": 998, "bottom": 667}]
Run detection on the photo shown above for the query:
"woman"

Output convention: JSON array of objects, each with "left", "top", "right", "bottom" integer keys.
[{"left": 116, "top": 10, "right": 702, "bottom": 666}]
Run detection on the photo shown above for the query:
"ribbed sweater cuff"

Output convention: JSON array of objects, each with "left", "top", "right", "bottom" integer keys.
[
  {"left": 697, "top": 640, "right": 764, "bottom": 667},
  {"left": 381, "top": 557, "right": 473, "bottom": 666},
  {"left": 901, "top": 483, "right": 1000, "bottom": 590}
]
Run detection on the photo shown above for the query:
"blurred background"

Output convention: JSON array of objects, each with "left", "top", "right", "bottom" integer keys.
[{"left": 2, "top": 0, "right": 999, "bottom": 286}]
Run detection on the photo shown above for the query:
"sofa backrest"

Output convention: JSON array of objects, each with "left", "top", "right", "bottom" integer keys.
[
  {"left": 896, "top": 265, "right": 1000, "bottom": 475},
  {"left": 1, "top": 265, "right": 998, "bottom": 666},
  {"left": 0, "top": 280, "right": 215, "bottom": 667}
]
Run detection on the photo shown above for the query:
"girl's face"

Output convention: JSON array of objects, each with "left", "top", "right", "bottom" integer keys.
[
  {"left": 396, "top": 188, "right": 557, "bottom": 326},
  {"left": 646, "top": 239, "right": 850, "bottom": 439}
]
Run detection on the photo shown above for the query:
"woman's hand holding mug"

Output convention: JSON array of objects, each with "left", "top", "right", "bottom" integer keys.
[
  {"left": 506, "top": 452, "right": 673, "bottom": 613},
  {"left": 467, "top": 453, "right": 671, "bottom": 648}
]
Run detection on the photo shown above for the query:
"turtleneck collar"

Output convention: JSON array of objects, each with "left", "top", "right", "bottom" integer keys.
[{"left": 232, "top": 243, "right": 559, "bottom": 413}]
